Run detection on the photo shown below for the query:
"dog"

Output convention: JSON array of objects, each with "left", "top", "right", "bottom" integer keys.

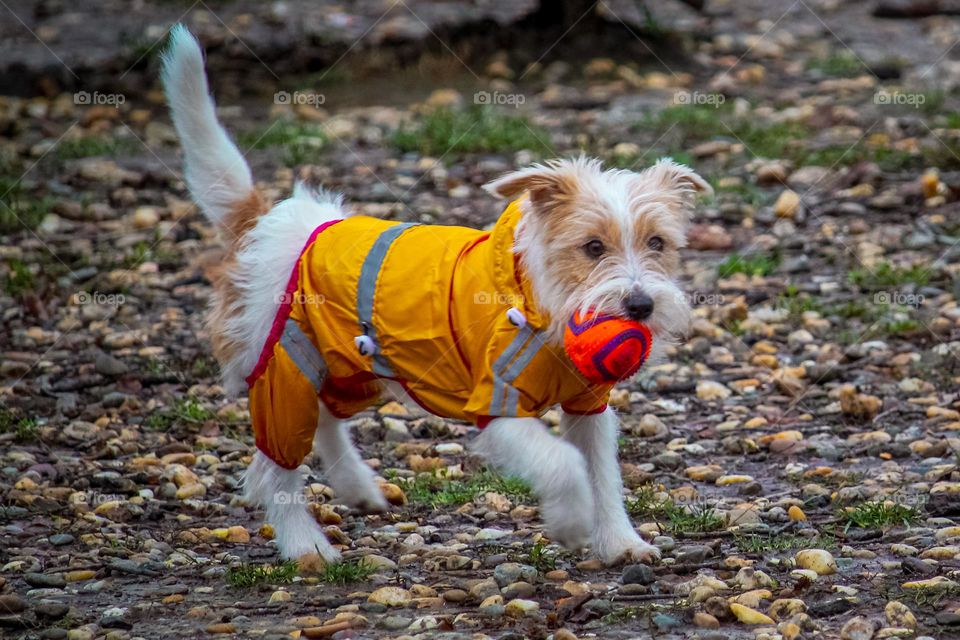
[{"left": 160, "top": 25, "right": 709, "bottom": 566}]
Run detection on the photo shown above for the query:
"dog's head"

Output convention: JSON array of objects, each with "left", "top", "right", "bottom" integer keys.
[{"left": 485, "top": 157, "right": 710, "bottom": 350}]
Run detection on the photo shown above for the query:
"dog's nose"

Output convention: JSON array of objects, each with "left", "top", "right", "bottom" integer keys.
[{"left": 624, "top": 290, "right": 654, "bottom": 321}]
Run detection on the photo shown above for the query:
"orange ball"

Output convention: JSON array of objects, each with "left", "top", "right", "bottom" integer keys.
[{"left": 564, "top": 310, "right": 652, "bottom": 385}]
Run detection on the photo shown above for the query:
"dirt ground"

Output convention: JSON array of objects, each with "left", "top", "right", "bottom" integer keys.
[{"left": 2, "top": 1, "right": 960, "bottom": 639}]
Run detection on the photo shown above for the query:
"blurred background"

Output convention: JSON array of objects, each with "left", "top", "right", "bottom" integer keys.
[{"left": 2, "top": 1, "right": 960, "bottom": 638}]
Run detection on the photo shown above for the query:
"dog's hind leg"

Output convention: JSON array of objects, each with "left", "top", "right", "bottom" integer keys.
[
  {"left": 312, "top": 402, "right": 388, "bottom": 513},
  {"left": 243, "top": 450, "right": 341, "bottom": 563}
]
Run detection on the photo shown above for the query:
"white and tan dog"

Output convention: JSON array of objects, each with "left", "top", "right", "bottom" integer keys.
[{"left": 161, "top": 25, "right": 708, "bottom": 566}]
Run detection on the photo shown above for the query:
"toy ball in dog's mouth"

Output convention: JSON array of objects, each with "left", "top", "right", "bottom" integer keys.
[{"left": 564, "top": 310, "right": 652, "bottom": 385}]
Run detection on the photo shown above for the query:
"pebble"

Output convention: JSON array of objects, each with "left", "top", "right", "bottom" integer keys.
[
  {"left": 795, "top": 549, "right": 837, "bottom": 575},
  {"left": 49, "top": 533, "right": 76, "bottom": 546},
  {"left": 885, "top": 601, "right": 916, "bottom": 629},
  {"left": 0, "top": 594, "right": 27, "bottom": 614},
  {"left": 774, "top": 189, "right": 801, "bottom": 218},
  {"left": 504, "top": 598, "right": 539, "bottom": 617},
  {"left": 621, "top": 563, "right": 655, "bottom": 585},
  {"left": 696, "top": 380, "right": 731, "bottom": 401},
  {"left": 729, "top": 603, "right": 774, "bottom": 625},
  {"left": 368, "top": 587, "right": 412, "bottom": 607},
  {"left": 25, "top": 573, "right": 66, "bottom": 589},
  {"left": 693, "top": 612, "right": 720, "bottom": 629},
  {"left": 841, "top": 616, "right": 876, "bottom": 640}
]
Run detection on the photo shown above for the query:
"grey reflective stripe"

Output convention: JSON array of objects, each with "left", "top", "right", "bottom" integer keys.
[
  {"left": 489, "top": 327, "right": 534, "bottom": 415},
  {"left": 356, "top": 223, "right": 416, "bottom": 377},
  {"left": 503, "top": 385, "right": 520, "bottom": 418},
  {"left": 502, "top": 330, "right": 546, "bottom": 381},
  {"left": 279, "top": 318, "right": 325, "bottom": 391},
  {"left": 488, "top": 326, "right": 546, "bottom": 417}
]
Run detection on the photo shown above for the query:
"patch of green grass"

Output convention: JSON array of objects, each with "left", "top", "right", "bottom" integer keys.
[
  {"left": 144, "top": 397, "right": 215, "bottom": 430},
  {"left": 841, "top": 499, "right": 923, "bottom": 532},
  {"left": 122, "top": 240, "right": 181, "bottom": 270},
  {"left": 776, "top": 289, "right": 824, "bottom": 322},
  {"left": 849, "top": 261, "right": 930, "bottom": 289},
  {"left": 56, "top": 136, "right": 136, "bottom": 160},
  {"left": 718, "top": 251, "right": 780, "bottom": 278},
  {"left": 1, "top": 168, "right": 53, "bottom": 234},
  {"left": 392, "top": 468, "right": 533, "bottom": 508},
  {"left": 626, "top": 487, "right": 724, "bottom": 534},
  {"left": 0, "top": 409, "right": 39, "bottom": 442},
  {"left": 238, "top": 120, "right": 327, "bottom": 166},
  {"left": 191, "top": 356, "right": 219, "bottom": 379},
  {"left": 707, "top": 176, "right": 771, "bottom": 207},
  {"left": 634, "top": 102, "right": 926, "bottom": 170},
  {"left": 318, "top": 557, "right": 376, "bottom": 585},
  {"left": 392, "top": 106, "right": 551, "bottom": 156},
  {"left": 526, "top": 541, "right": 557, "bottom": 572},
  {"left": 173, "top": 397, "right": 215, "bottom": 423},
  {"left": 665, "top": 503, "right": 725, "bottom": 534},
  {"left": 226, "top": 560, "right": 299, "bottom": 588},
  {"left": 806, "top": 51, "right": 865, "bottom": 78},
  {"left": 4, "top": 259, "right": 35, "bottom": 296},
  {"left": 899, "top": 582, "right": 960, "bottom": 609},
  {"left": 636, "top": 104, "right": 812, "bottom": 160},
  {"left": 795, "top": 142, "right": 918, "bottom": 171},
  {"left": 602, "top": 604, "right": 656, "bottom": 625},
  {"left": 734, "top": 532, "right": 836, "bottom": 553},
  {"left": 638, "top": 103, "right": 731, "bottom": 136}
]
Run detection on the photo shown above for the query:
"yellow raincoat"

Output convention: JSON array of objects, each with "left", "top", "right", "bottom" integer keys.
[{"left": 247, "top": 198, "right": 613, "bottom": 469}]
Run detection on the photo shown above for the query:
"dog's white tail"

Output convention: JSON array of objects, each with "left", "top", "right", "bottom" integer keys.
[{"left": 161, "top": 24, "right": 253, "bottom": 228}]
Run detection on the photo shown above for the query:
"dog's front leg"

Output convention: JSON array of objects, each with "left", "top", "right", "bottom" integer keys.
[
  {"left": 561, "top": 408, "right": 660, "bottom": 565},
  {"left": 472, "top": 417, "right": 593, "bottom": 550}
]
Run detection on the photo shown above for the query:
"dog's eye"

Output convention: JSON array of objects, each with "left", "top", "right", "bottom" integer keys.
[
  {"left": 647, "top": 236, "right": 665, "bottom": 252},
  {"left": 583, "top": 239, "right": 605, "bottom": 259}
]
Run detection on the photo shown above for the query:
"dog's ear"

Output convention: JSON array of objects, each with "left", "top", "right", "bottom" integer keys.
[
  {"left": 641, "top": 158, "right": 713, "bottom": 200},
  {"left": 482, "top": 164, "right": 577, "bottom": 206}
]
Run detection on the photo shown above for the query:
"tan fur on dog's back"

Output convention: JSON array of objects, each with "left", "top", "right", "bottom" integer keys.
[{"left": 205, "top": 191, "right": 268, "bottom": 366}]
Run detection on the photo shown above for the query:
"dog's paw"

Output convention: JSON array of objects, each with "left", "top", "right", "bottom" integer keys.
[
  {"left": 326, "top": 469, "right": 390, "bottom": 514},
  {"left": 273, "top": 519, "right": 342, "bottom": 563},
  {"left": 541, "top": 493, "right": 593, "bottom": 551},
  {"left": 595, "top": 532, "right": 661, "bottom": 566},
  {"left": 334, "top": 483, "right": 389, "bottom": 514},
  {"left": 544, "top": 514, "right": 592, "bottom": 551}
]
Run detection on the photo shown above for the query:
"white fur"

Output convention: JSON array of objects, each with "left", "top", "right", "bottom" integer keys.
[
  {"left": 221, "top": 188, "right": 346, "bottom": 393},
  {"left": 561, "top": 408, "right": 660, "bottom": 564},
  {"left": 489, "top": 157, "right": 703, "bottom": 355},
  {"left": 160, "top": 25, "right": 253, "bottom": 227},
  {"left": 165, "top": 25, "right": 702, "bottom": 565},
  {"left": 243, "top": 450, "right": 341, "bottom": 562},
  {"left": 472, "top": 417, "right": 594, "bottom": 549},
  {"left": 313, "top": 403, "right": 387, "bottom": 512}
]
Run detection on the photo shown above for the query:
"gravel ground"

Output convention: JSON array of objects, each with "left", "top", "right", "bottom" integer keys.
[{"left": 2, "top": 1, "right": 960, "bottom": 639}]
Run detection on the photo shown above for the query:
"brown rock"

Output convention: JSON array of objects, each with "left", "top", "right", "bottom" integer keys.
[{"left": 688, "top": 223, "right": 733, "bottom": 251}]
